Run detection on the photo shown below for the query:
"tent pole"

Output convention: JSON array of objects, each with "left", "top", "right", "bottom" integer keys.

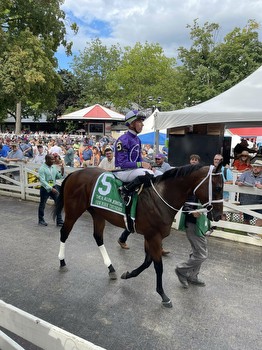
[
  {"left": 154, "top": 110, "right": 160, "bottom": 153},
  {"left": 155, "top": 130, "right": 160, "bottom": 154}
]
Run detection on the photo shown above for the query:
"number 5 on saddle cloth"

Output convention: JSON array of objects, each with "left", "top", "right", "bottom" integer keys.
[{"left": 91, "top": 172, "right": 153, "bottom": 232}]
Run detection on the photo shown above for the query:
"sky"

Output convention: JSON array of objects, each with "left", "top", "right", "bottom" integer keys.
[{"left": 55, "top": 0, "right": 262, "bottom": 70}]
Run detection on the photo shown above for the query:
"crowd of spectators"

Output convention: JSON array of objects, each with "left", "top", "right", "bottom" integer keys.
[
  {"left": 0, "top": 131, "right": 116, "bottom": 169},
  {"left": 0, "top": 131, "right": 166, "bottom": 172}
]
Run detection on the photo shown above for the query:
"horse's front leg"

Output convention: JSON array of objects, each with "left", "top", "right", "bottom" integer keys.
[{"left": 153, "top": 260, "right": 172, "bottom": 308}]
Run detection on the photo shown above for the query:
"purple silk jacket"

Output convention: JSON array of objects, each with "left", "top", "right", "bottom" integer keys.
[{"left": 115, "top": 131, "right": 143, "bottom": 169}]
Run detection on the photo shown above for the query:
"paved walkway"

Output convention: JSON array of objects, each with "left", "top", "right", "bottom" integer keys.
[{"left": 0, "top": 196, "right": 262, "bottom": 350}]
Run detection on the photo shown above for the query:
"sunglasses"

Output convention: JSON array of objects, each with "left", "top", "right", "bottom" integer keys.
[{"left": 155, "top": 158, "right": 161, "bottom": 160}]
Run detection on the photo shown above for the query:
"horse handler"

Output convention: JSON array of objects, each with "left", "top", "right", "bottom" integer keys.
[
  {"left": 38, "top": 154, "right": 64, "bottom": 227},
  {"left": 114, "top": 110, "right": 169, "bottom": 255},
  {"left": 175, "top": 194, "right": 209, "bottom": 288}
]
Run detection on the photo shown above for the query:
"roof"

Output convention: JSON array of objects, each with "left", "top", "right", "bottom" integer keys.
[
  {"left": 58, "top": 104, "right": 125, "bottom": 121},
  {"left": 155, "top": 65, "right": 262, "bottom": 130}
]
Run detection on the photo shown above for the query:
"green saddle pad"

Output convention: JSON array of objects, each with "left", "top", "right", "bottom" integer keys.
[{"left": 90, "top": 172, "right": 138, "bottom": 219}]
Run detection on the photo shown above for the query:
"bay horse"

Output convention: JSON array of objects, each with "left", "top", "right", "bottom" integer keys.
[{"left": 55, "top": 163, "right": 223, "bottom": 308}]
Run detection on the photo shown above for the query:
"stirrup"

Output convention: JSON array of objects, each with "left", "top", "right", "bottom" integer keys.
[{"left": 119, "top": 186, "right": 131, "bottom": 206}]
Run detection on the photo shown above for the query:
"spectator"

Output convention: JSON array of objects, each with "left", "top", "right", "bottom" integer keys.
[
  {"left": 235, "top": 160, "right": 262, "bottom": 238},
  {"left": 20, "top": 139, "right": 33, "bottom": 158},
  {"left": 38, "top": 154, "right": 64, "bottom": 227},
  {"left": 5, "top": 143, "right": 24, "bottom": 162},
  {"left": 233, "top": 138, "right": 257, "bottom": 159},
  {"left": 0, "top": 142, "right": 10, "bottom": 158},
  {"left": 213, "top": 154, "right": 233, "bottom": 201},
  {"left": 141, "top": 149, "right": 152, "bottom": 163},
  {"left": 162, "top": 144, "right": 168, "bottom": 156},
  {"left": 89, "top": 146, "right": 101, "bottom": 166},
  {"left": 31, "top": 145, "right": 46, "bottom": 164},
  {"left": 4, "top": 143, "right": 24, "bottom": 181},
  {"left": 233, "top": 151, "right": 252, "bottom": 172},
  {"left": 82, "top": 144, "right": 93, "bottom": 167},
  {"left": 74, "top": 150, "right": 82, "bottom": 168},
  {"left": 98, "top": 147, "right": 115, "bottom": 171},
  {"left": 49, "top": 140, "right": 63, "bottom": 157},
  {"left": 189, "top": 154, "right": 201, "bottom": 165},
  {"left": 153, "top": 153, "right": 172, "bottom": 173},
  {"left": 144, "top": 144, "right": 154, "bottom": 160},
  {"left": 62, "top": 143, "right": 75, "bottom": 167},
  {"left": 0, "top": 144, "right": 8, "bottom": 170}
]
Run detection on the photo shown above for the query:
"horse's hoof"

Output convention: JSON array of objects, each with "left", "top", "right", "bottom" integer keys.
[
  {"left": 121, "top": 271, "right": 129, "bottom": 279},
  {"left": 162, "top": 300, "right": 173, "bottom": 308},
  {"left": 109, "top": 271, "right": 117, "bottom": 280},
  {"left": 59, "top": 266, "right": 68, "bottom": 273}
]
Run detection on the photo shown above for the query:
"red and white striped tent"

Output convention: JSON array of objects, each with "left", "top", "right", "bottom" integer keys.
[{"left": 58, "top": 104, "right": 125, "bottom": 121}]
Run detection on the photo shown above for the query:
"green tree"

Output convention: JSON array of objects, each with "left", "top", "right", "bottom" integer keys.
[
  {"left": 107, "top": 42, "right": 177, "bottom": 111},
  {"left": 177, "top": 19, "right": 262, "bottom": 107},
  {"left": 177, "top": 19, "right": 220, "bottom": 106},
  {"left": 0, "top": 0, "right": 77, "bottom": 131},
  {"left": 213, "top": 20, "right": 262, "bottom": 92},
  {"left": 72, "top": 38, "right": 122, "bottom": 107},
  {"left": 53, "top": 69, "right": 82, "bottom": 119}
]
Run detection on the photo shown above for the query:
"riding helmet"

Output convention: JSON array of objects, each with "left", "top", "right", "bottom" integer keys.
[{"left": 125, "top": 110, "right": 146, "bottom": 126}]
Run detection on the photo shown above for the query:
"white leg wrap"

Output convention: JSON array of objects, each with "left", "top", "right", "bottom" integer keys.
[
  {"left": 99, "top": 244, "right": 112, "bottom": 267},
  {"left": 58, "top": 242, "right": 65, "bottom": 260}
]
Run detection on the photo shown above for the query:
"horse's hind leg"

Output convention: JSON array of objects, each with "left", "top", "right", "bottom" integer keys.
[
  {"left": 58, "top": 214, "right": 82, "bottom": 271},
  {"left": 91, "top": 211, "right": 117, "bottom": 280}
]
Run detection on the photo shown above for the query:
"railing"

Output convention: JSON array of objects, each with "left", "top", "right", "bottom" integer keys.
[
  {"left": 0, "top": 160, "right": 76, "bottom": 202},
  {"left": 0, "top": 300, "right": 105, "bottom": 350}
]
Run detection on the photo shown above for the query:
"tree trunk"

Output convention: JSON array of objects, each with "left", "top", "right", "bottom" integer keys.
[{"left": 15, "top": 101, "right": 22, "bottom": 134}]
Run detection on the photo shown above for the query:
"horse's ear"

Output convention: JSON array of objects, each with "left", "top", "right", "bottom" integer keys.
[{"left": 215, "top": 160, "right": 223, "bottom": 173}]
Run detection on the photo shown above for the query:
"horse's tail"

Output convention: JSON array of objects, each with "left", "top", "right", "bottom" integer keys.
[{"left": 53, "top": 173, "right": 71, "bottom": 221}]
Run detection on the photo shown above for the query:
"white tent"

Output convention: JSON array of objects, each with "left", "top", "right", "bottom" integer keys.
[
  {"left": 140, "top": 108, "right": 166, "bottom": 134},
  {"left": 138, "top": 109, "right": 167, "bottom": 146},
  {"left": 155, "top": 65, "right": 262, "bottom": 130}
]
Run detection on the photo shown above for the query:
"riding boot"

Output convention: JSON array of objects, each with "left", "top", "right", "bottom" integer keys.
[{"left": 120, "top": 173, "right": 154, "bottom": 206}]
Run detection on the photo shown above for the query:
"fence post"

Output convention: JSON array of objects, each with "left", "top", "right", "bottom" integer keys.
[{"left": 19, "top": 163, "right": 26, "bottom": 200}]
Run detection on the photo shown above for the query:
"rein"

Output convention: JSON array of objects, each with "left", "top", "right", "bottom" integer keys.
[{"left": 150, "top": 165, "right": 223, "bottom": 213}]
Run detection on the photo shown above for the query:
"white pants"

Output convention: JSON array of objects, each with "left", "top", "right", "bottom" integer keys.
[{"left": 115, "top": 168, "right": 162, "bottom": 182}]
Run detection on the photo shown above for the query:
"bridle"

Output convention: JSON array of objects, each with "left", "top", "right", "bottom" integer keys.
[
  {"left": 192, "top": 165, "right": 223, "bottom": 210},
  {"left": 150, "top": 165, "right": 223, "bottom": 213}
]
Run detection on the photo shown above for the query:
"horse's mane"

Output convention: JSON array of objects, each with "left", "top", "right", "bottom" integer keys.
[{"left": 154, "top": 164, "right": 204, "bottom": 183}]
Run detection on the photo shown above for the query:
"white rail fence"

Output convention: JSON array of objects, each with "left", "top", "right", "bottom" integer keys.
[
  {"left": 0, "top": 162, "right": 261, "bottom": 247},
  {"left": 0, "top": 300, "right": 105, "bottom": 350}
]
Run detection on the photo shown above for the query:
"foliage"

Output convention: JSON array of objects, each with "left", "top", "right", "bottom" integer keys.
[
  {"left": 0, "top": 0, "right": 78, "bottom": 124},
  {"left": 53, "top": 69, "right": 82, "bottom": 119},
  {"left": 177, "top": 19, "right": 262, "bottom": 107},
  {"left": 106, "top": 42, "right": 177, "bottom": 111},
  {"left": 72, "top": 38, "right": 122, "bottom": 107}
]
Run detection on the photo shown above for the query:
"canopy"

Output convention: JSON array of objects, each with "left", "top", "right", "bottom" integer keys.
[
  {"left": 138, "top": 108, "right": 167, "bottom": 145},
  {"left": 228, "top": 127, "right": 262, "bottom": 137},
  {"left": 58, "top": 104, "right": 125, "bottom": 121},
  {"left": 155, "top": 66, "right": 262, "bottom": 130},
  {"left": 138, "top": 132, "right": 167, "bottom": 145}
]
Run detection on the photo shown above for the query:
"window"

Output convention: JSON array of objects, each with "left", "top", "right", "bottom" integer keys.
[{"left": 88, "top": 123, "right": 104, "bottom": 134}]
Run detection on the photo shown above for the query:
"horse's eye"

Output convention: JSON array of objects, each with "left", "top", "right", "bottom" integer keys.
[{"left": 215, "top": 186, "right": 222, "bottom": 193}]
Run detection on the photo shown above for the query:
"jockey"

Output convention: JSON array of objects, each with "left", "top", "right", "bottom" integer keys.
[{"left": 115, "top": 110, "right": 161, "bottom": 205}]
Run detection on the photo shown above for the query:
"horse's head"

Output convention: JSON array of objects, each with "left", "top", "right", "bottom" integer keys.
[{"left": 194, "top": 162, "right": 224, "bottom": 221}]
